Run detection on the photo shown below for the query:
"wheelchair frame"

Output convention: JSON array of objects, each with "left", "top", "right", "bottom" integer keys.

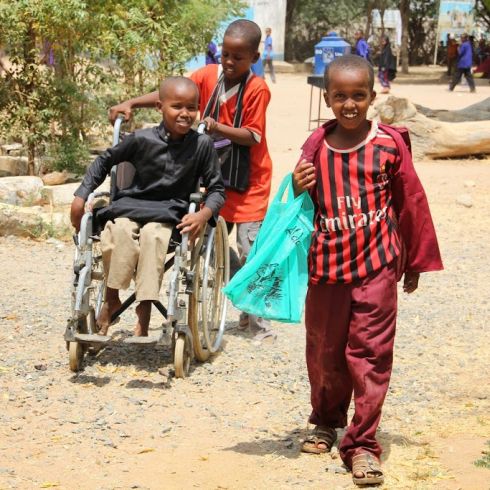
[{"left": 64, "top": 117, "right": 230, "bottom": 378}]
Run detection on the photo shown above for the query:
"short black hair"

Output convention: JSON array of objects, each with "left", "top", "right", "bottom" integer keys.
[
  {"left": 224, "top": 19, "right": 262, "bottom": 51},
  {"left": 324, "top": 54, "right": 375, "bottom": 91},
  {"left": 159, "top": 76, "right": 199, "bottom": 100}
]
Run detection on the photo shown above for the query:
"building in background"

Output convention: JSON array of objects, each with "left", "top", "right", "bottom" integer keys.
[{"left": 186, "top": 0, "right": 287, "bottom": 71}]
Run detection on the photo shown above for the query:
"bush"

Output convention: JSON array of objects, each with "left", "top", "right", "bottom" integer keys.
[{"left": 51, "top": 137, "right": 90, "bottom": 175}]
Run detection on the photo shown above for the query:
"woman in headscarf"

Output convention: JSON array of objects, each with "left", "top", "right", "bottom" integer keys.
[{"left": 378, "top": 36, "right": 397, "bottom": 94}]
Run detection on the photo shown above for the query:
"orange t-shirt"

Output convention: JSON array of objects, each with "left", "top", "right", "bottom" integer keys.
[{"left": 191, "top": 64, "right": 272, "bottom": 223}]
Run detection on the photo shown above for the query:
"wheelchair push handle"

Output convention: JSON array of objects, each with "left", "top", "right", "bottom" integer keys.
[
  {"left": 112, "top": 114, "right": 126, "bottom": 147},
  {"left": 197, "top": 121, "right": 207, "bottom": 135}
]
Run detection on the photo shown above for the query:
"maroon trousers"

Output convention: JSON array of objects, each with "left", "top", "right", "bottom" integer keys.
[{"left": 305, "top": 261, "right": 397, "bottom": 468}]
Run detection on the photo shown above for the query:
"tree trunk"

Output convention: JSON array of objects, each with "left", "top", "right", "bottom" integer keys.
[
  {"left": 374, "top": 96, "right": 490, "bottom": 159},
  {"left": 27, "top": 140, "right": 36, "bottom": 176},
  {"left": 400, "top": 0, "right": 410, "bottom": 74},
  {"left": 365, "top": 0, "right": 375, "bottom": 39}
]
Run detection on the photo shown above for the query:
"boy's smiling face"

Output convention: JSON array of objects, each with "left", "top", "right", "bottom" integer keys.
[
  {"left": 221, "top": 35, "right": 259, "bottom": 85},
  {"left": 324, "top": 67, "right": 376, "bottom": 131},
  {"left": 156, "top": 84, "right": 199, "bottom": 140}
]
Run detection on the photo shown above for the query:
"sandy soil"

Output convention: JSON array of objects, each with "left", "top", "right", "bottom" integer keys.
[{"left": 0, "top": 72, "right": 489, "bottom": 490}]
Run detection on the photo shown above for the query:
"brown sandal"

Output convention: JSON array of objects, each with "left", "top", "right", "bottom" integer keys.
[
  {"left": 351, "top": 452, "right": 384, "bottom": 486},
  {"left": 301, "top": 426, "right": 337, "bottom": 454}
]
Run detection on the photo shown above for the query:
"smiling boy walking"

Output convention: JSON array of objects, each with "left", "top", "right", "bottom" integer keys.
[{"left": 293, "top": 55, "right": 443, "bottom": 486}]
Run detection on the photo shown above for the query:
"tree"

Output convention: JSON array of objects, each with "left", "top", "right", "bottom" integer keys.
[
  {"left": 400, "top": 0, "right": 410, "bottom": 73},
  {"left": 475, "top": 0, "right": 490, "bottom": 29},
  {"left": 285, "top": 0, "right": 368, "bottom": 62},
  {"left": 408, "top": 1, "right": 438, "bottom": 65},
  {"left": 0, "top": 0, "right": 245, "bottom": 175}
]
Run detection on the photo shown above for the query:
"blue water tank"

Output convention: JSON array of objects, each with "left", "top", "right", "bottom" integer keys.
[{"left": 314, "top": 32, "right": 351, "bottom": 75}]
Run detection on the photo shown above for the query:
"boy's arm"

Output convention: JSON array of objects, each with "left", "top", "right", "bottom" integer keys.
[
  {"left": 204, "top": 83, "right": 271, "bottom": 147},
  {"left": 391, "top": 145, "right": 443, "bottom": 275},
  {"left": 176, "top": 136, "right": 225, "bottom": 239},
  {"left": 203, "top": 118, "right": 257, "bottom": 146},
  {"left": 108, "top": 91, "right": 159, "bottom": 124}
]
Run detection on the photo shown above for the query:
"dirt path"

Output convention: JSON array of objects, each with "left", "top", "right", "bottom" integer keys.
[{"left": 1, "top": 73, "right": 489, "bottom": 489}]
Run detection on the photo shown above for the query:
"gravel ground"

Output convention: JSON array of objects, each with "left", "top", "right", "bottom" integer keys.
[
  {"left": 0, "top": 159, "right": 489, "bottom": 490},
  {"left": 1, "top": 72, "right": 490, "bottom": 489}
]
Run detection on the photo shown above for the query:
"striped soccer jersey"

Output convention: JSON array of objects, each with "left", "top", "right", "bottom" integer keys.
[{"left": 310, "top": 121, "right": 401, "bottom": 284}]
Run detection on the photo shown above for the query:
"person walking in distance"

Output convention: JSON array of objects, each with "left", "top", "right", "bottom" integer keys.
[
  {"left": 449, "top": 33, "right": 476, "bottom": 92},
  {"left": 262, "top": 27, "right": 276, "bottom": 83}
]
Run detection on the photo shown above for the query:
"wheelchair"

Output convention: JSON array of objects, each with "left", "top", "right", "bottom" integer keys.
[{"left": 64, "top": 117, "right": 230, "bottom": 378}]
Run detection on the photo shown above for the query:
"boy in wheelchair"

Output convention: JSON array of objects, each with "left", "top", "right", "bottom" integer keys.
[{"left": 70, "top": 77, "right": 225, "bottom": 338}]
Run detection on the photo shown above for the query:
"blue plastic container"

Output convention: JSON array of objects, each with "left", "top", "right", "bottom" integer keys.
[{"left": 314, "top": 32, "right": 351, "bottom": 75}]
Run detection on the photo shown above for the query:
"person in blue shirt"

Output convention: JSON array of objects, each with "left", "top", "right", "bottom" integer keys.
[
  {"left": 354, "top": 31, "right": 371, "bottom": 63},
  {"left": 205, "top": 41, "right": 219, "bottom": 65},
  {"left": 449, "top": 33, "right": 476, "bottom": 92},
  {"left": 262, "top": 27, "right": 276, "bottom": 83}
]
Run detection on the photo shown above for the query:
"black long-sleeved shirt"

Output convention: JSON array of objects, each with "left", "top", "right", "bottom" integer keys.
[{"left": 74, "top": 123, "right": 225, "bottom": 224}]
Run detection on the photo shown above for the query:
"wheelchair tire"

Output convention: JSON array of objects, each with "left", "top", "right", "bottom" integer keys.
[
  {"left": 173, "top": 333, "right": 190, "bottom": 378},
  {"left": 68, "top": 341, "right": 85, "bottom": 372},
  {"left": 202, "top": 217, "right": 229, "bottom": 353},
  {"left": 188, "top": 230, "right": 210, "bottom": 362}
]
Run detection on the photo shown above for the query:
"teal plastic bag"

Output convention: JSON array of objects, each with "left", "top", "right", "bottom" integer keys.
[{"left": 223, "top": 173, "right": 314, "bottom": 323}]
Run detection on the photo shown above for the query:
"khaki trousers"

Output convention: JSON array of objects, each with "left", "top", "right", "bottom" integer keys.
[{"left": 100, "top": 217, "right": 173, "bottom": 302}]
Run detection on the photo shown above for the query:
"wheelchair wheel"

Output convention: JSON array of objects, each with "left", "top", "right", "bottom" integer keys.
[
  {"left": 202, "top": 217, "right": 229, "bottom": 353},
  {"left": 68, "top": 318, "right": 87, "bottom": 372},
  {"left": 173, "top": 333, "right": 191, "bottom": 378},
  {"left": 189, "top": 217, "right": 229, "bottom": 360}
]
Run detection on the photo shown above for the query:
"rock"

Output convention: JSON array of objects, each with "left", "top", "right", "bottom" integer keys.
[
  {"left": 43, "top": 180, "right": 109, "bottom": 207},
  {"left": 41, "top": 171, "right": 68, "bottom": 186},
  {"left": 0, "top": 176, "right": 46, "bottom": 206},
  {"left": 326, "top": 464, "right": 348, "bottom": 474},
  {"left": 456, "top": 194, "right": 473, "bottom": 208},
  {"left": 0, "top": 156, "right": 28, "bottom": 177},
  {"left": 1, "top": 143, "right": 24, "bottom": 156},
  {"left": 463, "top": 180, "right": 476, "bottom": 188},
  {"left": 0, "top": 203, "right": 71, "bottom": 238}
]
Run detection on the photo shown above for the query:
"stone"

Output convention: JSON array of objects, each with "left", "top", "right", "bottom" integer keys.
[
  {"left": 0, "top": 203, "right": 71, "bottom": 238},
  {"left": 41, "top": 171, "right": 68, "bottom": 186},
  {"left": 0, "top": 156, "right": 28, "bottom": 177},
  {"left": 326, "top": 464, "right": 348, "bottom": 474},
  {"left": 1, "top": 143, "right": 24, "bottom": 156},
  {"left": 455, "top": 194, "right": 473, "bottom": 208},
  {"left": 43, "top": 180, "right": 110, "bottom": 207},
  {"left": 0, "top": 176, "right": 45, "bottom": 206},
  {"left": 463, "top": 180, "right": 476, "bottom": 188}
]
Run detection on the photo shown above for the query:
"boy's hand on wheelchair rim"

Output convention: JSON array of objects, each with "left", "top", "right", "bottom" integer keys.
[
  {"left": 70, "top": 196, "right": 86, "bottom": 232},
  {"left": 403, "top": 271, "right": 420, "bottom": 294},
  {"left": 293, "top": 160, "right": 316, "bottom": 195},
  {"left": 177, "top": 208, "right": 213, "bottom": 240},
  {"left": 108, "top": 102, "right": 132, "bottom": 125}
]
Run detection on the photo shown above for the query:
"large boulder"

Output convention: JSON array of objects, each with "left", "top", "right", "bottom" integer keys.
[
  {"left": 0, "top": 156, "right": 28, "bottom": 177},
  {"left": 0, "top": 176, "right": 47, "bottom": 206},
  {"left": 0, "top": 203, "right": 71, "bottom": 238},
  {"left": 42, "top": 179, "right": 110, "bottom": 207}
]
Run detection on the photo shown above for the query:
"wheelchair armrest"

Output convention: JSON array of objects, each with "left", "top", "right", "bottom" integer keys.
[
  {"left": 190, "top": 192, "right": 203, "bottom": 204},
  {"left": 87, "top": 191, "right": 110, "bottom": 206}
]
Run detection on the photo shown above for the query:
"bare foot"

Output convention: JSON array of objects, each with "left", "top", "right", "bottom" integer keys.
[
  {"left": 96, "top": 288, "right": 121, "bottom": 336},
  {"left": 135, "top": 301, "right": 151, "bottom": 336}
]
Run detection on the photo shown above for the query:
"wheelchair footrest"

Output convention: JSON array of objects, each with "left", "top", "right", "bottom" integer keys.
[
  {"left": 123, "top": 335, "right": 159, "bottom": 345},
  {"left": 74, "top": 333, "right": 111, "bottom": 344}
]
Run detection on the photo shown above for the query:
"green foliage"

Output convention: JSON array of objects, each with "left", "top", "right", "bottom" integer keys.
[
  {"left": 408, "top": 0, "right": 439, "bottom": 65},
  {"left": 51, "top": 137, "right": 90, "bottom": 174},
  {"left": 285, "top": 0, "right": 369, "bottom": 62},
  {"left": 474, "top": 441, "right": 490, "bottom": 470},
  {"left": 475, "top": 0, "right": 490, "bottom": 30},
  {"left": 0, "top": 0, "right": 245, "bottom": 173}
]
